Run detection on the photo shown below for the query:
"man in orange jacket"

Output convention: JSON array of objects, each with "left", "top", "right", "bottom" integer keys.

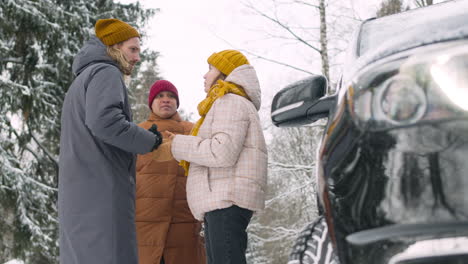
[{"left": 135, "top": 80, "right": 206, "bottom": 264}]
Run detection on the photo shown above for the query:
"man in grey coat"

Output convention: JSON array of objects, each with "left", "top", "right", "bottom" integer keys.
[{"left": 58, "top": 18, "right": 162, "bottom": 264}]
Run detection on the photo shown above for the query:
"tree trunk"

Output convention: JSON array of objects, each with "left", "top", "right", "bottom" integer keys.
[
  {"left": 318, "top": 0, "right": 330, "bottom": 93},
  {"left": 414, "top": 0, "right": 433, "bottom": 7}
]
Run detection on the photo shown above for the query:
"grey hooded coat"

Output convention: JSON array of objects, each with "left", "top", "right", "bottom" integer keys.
[{"left": 58, "top": 36, "right": 156, "bottom": 264}]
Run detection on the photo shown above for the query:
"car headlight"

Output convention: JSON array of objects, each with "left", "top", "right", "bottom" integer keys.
[
  {"left": 376, "top": 74, "right": 427, "bottom": 125},
  {"left": 431, "top": 45, "right": 468, "bottom": 111},
  {"left": 352, "top": 40, "right": 468, "bottom": 131}
]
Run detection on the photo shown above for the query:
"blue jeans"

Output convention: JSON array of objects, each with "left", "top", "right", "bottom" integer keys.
[{"left": 204, "top": 205, "right": 253, "bottom": 264}]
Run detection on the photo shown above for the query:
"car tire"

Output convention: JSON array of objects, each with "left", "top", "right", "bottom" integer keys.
[{"left": 288, "top": 216, "right": 339, "bottom": 264}]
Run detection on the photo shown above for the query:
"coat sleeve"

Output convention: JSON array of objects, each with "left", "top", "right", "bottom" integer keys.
[
  {"left": 84, "top": 67, "right": 155, "bottom": 154},
  {"left": 171, "top": 95, "right": 249, "bottom": 168}
]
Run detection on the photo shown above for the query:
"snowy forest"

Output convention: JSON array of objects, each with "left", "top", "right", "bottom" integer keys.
[{"left": 0, "top": 0, "right": 445, "bottom": 263}]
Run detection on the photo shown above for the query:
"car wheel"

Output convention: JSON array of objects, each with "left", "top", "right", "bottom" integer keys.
[{"left": 288, "top": 216, "right": 339, "bottom": 264}]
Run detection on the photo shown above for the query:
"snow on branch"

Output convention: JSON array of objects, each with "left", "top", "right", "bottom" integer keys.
[
  {"left": 269, "top": 161, "right": 315, "bottom": 172},
  {"left": 264, "top": 180, "right": 314, "bottom": 208},
  {"left": 249, "top": 225, "right": 301, "bottom": 243}
]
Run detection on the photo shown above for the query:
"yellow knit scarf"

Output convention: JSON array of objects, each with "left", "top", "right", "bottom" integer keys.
[{"left": 179, "top": 80, "right": 249, "bottom": 176}]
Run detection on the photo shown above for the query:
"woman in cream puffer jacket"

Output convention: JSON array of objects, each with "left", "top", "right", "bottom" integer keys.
[{"left": 168, "top": 49, "right": 267, "bottom": 264}]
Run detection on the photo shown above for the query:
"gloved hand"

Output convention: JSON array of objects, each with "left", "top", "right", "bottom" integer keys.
[{"left": 148, "top": 124, "right": 163, "bottom": 150}]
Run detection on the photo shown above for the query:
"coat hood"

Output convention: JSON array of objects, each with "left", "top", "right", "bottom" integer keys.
[
  {"left": 72, "top": 36, "right": 119, "bottom": 76},
  {"left": 225, "top": 64, "right": 261, "bottom": 110}
]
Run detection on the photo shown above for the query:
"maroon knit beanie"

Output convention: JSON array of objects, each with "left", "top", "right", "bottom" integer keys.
[{"left": 148, "top": 80, "right": 180, "bottom": 109}]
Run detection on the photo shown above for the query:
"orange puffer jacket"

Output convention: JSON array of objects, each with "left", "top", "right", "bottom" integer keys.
[{"left": 135, "top": 112, "right": 205, "bottom": 264}]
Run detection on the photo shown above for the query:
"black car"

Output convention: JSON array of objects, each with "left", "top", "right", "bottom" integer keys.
[{"left": 271, "top": 1, "right": 468, "bottom": 263}]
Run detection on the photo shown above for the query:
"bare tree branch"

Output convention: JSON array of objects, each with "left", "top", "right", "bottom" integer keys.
[
  {"left": 240, "top": 49, "right": 315, "bottom": 75},
  {"left": 264, "top": 181, "right": 314, "bottom": 207},
  {"left": 26, "top": 124, "right": 59, "bottom": 187},
  {"left": 0, "top": 58, "right": 24, "bottom": 64},
  {"left": 269, "top": 161, "right": 315, "bottom": 172},
  {"left": 27, "top": 123, "right": 59, "bottom": 167},
  {"left": 327, "top": 12, "right": 363, "bottom": 22},
  {"left": 302, "top": 123, "right": 327, "bottom": 129},
  {"left": 292, "top": 0, "right": 320, "bottom": 8},
  {"left": 243, "top": 1, "right": 322, "bottom": 54},
  {"left": 208, "top": 29, "right": 316, "bottom": 75}
]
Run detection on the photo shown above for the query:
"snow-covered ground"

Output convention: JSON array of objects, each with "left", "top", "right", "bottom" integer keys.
[{"left": 4, "top": 260, "right": 24, "bottom": 264}]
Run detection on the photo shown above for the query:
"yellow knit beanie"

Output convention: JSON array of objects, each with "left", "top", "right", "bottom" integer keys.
[
  {"left": 207, "top": 50, "right": 250, "bottom": 76},
  {"left": 95, "top": 18, "right": 140, "bottom": 46}
]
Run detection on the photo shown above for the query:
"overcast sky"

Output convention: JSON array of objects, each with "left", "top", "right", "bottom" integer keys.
[{"left": 118, "top": 0, "right": 382, "bottom": 117}]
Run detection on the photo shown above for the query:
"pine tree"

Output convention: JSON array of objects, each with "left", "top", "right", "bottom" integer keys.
[
  {"left": 377, "top": 0, "right": 408, "bottom": 17},
  {"left": 0, "top": 1, "right": 157, "bottom": 262}
]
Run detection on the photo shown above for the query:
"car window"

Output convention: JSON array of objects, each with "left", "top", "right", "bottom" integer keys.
[{"left": 358, "top": 1, "right": 468, "bottom": 57}]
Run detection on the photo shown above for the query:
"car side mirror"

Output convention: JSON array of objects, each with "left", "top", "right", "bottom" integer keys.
[{"left": 271, "top": 75, "right": 336, "bottom": 127}]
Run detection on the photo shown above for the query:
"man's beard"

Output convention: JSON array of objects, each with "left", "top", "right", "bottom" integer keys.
[
  {"left": 107, "top": 46, "right": 136, "bottom": 76},
  {"left": 122, "top": 63, "right": 134, "bottom": 76}
]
